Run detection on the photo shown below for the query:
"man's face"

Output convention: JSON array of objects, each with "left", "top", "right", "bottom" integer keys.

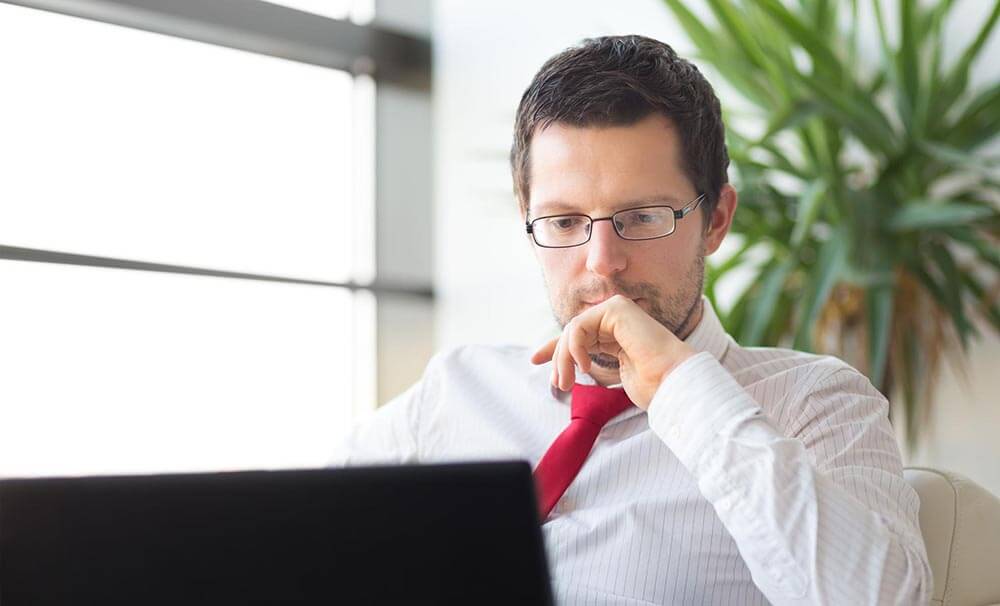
[{"left": 525, "top": 114, "right": 721, "bottom": 368}]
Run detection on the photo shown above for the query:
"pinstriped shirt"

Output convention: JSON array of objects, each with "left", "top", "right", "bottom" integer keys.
[{"left": 331, "top": 298, "right": 933, "bottom": 605}]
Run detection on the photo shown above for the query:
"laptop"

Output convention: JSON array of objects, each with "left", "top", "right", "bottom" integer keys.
[{"left": 0, "top": 461, "right": 555, "bottom": 605}]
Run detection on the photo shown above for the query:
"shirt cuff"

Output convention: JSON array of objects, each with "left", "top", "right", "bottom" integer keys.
[{"left": 646, "top": 351, "right": 763, "bottom": 474}]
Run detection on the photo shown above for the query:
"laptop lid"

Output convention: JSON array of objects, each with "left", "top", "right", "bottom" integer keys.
[{"left": 0, "top": 461, "right": 554, "bottom": 605}]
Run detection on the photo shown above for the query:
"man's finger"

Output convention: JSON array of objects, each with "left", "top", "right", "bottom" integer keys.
[
  {"left": 551, "top": 336, "right": 561, "bottom": 388},
  {"left": 556, "top": 331, "right": 574, "bottom": 391},
  {"left": 531, "top": 337, "right": 559, "bottom": 365},
  {"left": 567, "top": 323, "right": 593, "bottom": 375}
]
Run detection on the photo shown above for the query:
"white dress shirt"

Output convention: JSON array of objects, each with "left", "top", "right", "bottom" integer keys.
[{"left": 331, "top": 298, "right": 932, "bottom": 605}]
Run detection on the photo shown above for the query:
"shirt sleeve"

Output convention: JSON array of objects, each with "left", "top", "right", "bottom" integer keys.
[{"left": 646, "top": 351, "right": 933, "bottom": 605}]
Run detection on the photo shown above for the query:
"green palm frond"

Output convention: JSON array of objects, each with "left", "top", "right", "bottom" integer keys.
[{"left": 666, "top": 0, "right": 1000, "bottom": 447}]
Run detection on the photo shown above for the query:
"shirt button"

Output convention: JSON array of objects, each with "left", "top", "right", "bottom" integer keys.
[{"left": 668, "top": 425, "right": 681, "bottom": 441}]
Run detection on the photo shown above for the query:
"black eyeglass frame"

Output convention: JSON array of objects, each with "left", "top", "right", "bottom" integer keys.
[{"left": 525, "top": 193, "right": 706, "bottom": 249}]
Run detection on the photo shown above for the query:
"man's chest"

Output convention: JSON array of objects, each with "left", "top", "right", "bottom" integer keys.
[{"left": 417, "top": 405, "right": 767, "bottom": 604}]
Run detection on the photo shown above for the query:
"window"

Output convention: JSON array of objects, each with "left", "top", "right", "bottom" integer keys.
[
  {"left": 0, "top": 261, "right": 373, "bottom": 476},
  {"left": 1, "top": 4, "right": 365, "bottom": 281},
  {"left": 0, "top": 1, "right": 429, "bottom": 477}
]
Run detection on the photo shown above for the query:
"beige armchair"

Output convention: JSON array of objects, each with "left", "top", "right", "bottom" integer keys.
[{"left": 905, "top": 467, "right": 1000, "bottom": 606}]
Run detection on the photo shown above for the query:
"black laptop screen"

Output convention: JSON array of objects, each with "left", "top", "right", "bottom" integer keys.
[{"left": 0, "top": 462, "right": 554, "bottom": 606}]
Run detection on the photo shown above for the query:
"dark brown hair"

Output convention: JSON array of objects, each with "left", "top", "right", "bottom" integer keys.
[{"left": 511, "top": 35, "right": 729, "bottom": 226}]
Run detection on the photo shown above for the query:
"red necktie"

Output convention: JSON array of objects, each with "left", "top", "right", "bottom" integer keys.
[{"left": 533, "top": 383, "right": 634, "bottom": 520}]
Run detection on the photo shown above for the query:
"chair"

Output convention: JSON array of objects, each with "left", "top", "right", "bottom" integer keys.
[{"left": 905, "top": 467, "right": 1000, "bottom": 606}]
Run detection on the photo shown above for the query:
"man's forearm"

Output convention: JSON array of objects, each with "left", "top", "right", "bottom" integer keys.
[{"left": 647, "top": 352, "right": 933, "bottom": 605}]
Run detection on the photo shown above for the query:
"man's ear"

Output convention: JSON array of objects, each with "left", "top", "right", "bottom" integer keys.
[{"left": 704, "top": 184, "right": 738, "bottom": 256}]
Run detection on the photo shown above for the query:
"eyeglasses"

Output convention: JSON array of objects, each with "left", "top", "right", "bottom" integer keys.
[{"left": 525, "top": 193, "right": 705, "bottom": 248}]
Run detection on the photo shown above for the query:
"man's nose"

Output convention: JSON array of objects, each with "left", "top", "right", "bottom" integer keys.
[{"left": 585, "top": 218, "right": 627, "bottom": 277}]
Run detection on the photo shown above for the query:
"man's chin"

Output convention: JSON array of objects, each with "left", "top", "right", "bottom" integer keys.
[{"left": 589, "top": 353, "right": 620, "bottom": 370}]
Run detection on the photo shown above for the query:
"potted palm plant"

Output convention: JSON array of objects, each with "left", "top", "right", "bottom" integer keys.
[{"left": 663, "top": 0, "right": 1000, "bottom": 445}]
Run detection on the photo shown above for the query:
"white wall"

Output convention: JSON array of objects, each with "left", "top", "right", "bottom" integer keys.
[
  {"left": 905, "top": 322, "right": 1000, "bottom": 493},
  {"left": 431, "top": 0, "right": 1000, "bottom": 492},
  {"left": 372, "top": 0, "right": 437, "bottom": 405}
]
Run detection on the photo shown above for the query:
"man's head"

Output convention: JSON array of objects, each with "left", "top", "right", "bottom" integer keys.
[{"left": 511, "top": 35, "right": 737, "bottom": 369}]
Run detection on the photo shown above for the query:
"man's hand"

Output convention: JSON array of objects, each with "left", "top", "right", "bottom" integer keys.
[{"left": 530, "top": 295, "right": 696, "bottom": 410}]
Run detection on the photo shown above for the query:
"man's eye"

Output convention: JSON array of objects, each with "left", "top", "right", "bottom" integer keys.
[{"left": 550, "top": 217, "right": 585, "bottom": 231}]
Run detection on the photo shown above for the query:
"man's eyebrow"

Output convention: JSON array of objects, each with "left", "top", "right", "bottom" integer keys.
[
  {"left": 531, "top": 196, "right": 687, "bottom": 216},
  {"left": 529, "top": 201, "right": 579, "bottom": 216}
]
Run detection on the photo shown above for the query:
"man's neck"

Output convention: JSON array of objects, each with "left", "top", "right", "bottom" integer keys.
[{"left": 588, "top": 298, "right": 704, "bottom": 387}]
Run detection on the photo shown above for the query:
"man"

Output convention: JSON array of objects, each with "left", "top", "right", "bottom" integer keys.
[{"left": 333, "top": 35, "right": 932, "bottom": 605}]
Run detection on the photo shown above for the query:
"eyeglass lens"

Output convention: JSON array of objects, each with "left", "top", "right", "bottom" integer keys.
[{"left": 532, "top": 207, "right": 676, "bottom": 247}]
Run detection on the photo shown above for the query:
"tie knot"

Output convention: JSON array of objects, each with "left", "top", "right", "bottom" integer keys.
[{"left": 570, "top": 383, "right": 634, "bottom": 427}]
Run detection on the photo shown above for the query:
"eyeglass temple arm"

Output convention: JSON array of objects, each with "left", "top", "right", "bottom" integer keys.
[{"left": 673, "top": 193, "right": 706, "bottom": 219}]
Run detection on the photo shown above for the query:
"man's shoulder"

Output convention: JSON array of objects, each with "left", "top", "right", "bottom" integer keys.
[
  {"left": 424, "top": 343, "right": 537, "bottom": 378},
  {"left": 726, "top": 342, "right": 863, "bottom": 386},
  {"left": 412, "top": 343, "right": 551, "bottom": 408},
  {"left": 724, "top": 342, "right": 888, "bottom": 431},
  {"left": 431, "top": 343, "right": 533, "bottom": 364},
  {"left": 724, "top": 342, "right": 884, "bottom": 410}
]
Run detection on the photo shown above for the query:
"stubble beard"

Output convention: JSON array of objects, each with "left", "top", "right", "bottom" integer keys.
[{"left": 550, "top": 253, "right": 706, "bottom": 371}]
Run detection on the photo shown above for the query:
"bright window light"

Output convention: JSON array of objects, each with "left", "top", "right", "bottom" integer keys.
[
  {"left": 0, "top": 3, "right": 380, "bottom": 478},
  {"left": 0, "top": 260, "right": 370, "bottom": 477},
  {"left": 0, "top": 3, "right": 364, "bottom": 283}
]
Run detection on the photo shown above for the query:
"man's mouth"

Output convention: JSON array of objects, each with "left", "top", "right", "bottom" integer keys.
[{"left": 582, "top": 296, "right": 643, "bottom": 307}]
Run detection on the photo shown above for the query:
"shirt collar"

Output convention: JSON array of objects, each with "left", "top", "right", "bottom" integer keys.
[{"left": 683, "top": 295, "right": 731, "bottom": 363}]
